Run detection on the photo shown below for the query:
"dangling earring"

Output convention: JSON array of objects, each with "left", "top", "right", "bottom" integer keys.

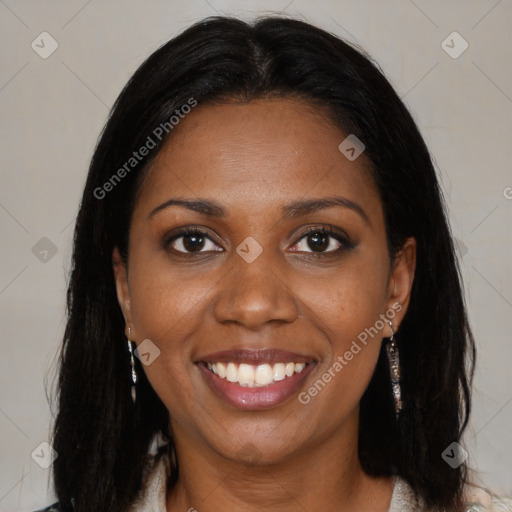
[
  {"left": 127, "top": 327, "right": 137, "bottom": 404},
  {"left": 386, "top": 320, "right": 402, "bottom": 419}
]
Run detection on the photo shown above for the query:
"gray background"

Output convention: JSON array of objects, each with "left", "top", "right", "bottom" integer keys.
[{"left": 1, "top": 1, "right": 511, "bottom": 510}]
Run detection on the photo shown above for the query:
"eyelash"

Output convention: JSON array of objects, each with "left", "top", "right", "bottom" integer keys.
[{"left": 164, "top": 225, "right": 352, "bottom": 259}]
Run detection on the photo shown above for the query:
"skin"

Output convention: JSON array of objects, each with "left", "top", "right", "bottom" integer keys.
[{"left": 113, "top": 97, "right": 416, "bottom": 512}]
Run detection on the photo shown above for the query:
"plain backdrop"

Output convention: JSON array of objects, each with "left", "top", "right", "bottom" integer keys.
[{"left": 1, "top": 1, "right": 511, "bottom": 510}]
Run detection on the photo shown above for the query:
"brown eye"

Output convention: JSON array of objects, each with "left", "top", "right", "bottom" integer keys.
[
  {"left": 291, "top": 226, "right": 351, "bottom": 256},
  {"left": 166, "top": 229, "right": 222, "bottom": 254}
]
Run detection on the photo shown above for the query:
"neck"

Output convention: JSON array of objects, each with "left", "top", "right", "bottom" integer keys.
[{"left": 165, "top": 411, "right": 393, "bottom": 512}]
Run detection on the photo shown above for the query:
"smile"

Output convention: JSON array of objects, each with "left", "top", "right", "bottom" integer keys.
[{"left": 197, "top": 360, "right": 316, "bottom": 410}]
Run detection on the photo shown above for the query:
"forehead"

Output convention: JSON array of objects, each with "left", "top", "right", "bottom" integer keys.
[{"left": 135, "top": 97, "right": 380, "bottom": 219}]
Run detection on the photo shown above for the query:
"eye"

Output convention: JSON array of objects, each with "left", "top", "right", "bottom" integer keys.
[
  {"left": 165, "top": 228, "right": 222, "bottom": 256},
  {"left": 164, "top": 225, "right": 352, "bottom": 259},
  {"left": 290, "top": 226, "right": 351, "bottom": 257}
]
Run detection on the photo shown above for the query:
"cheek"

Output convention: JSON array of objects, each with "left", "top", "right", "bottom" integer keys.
[
  {"left": 304, "top": 255, "right": 388, "bottom": 399},
  {"left": 128, "top": 248, "right": 211, "bottom": 340},
  {"left": 125, "top": 246, "right": 237, "bottom": 406},
  {"left": 314, "top": 257, "right": 389, "bottom": 347},
  {"left": 126, "top": 253, "right": 210, "bottom": 418},
  {"left": 300, "top": 274, "right": 387, "bottom": 421}
]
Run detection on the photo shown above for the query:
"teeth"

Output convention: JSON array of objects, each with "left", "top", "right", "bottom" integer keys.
[
  {"left": 206, "top": 361, "right": 308, "bottom": 387},
  {"left": 295, "top": 363, "right": 305, "bottom": 373},
  {"left": 273, "top": 363, "right": 286, "bottom": 381},
  {"left": 217, "top": 362, "right": 226, "bottom": 379},
  {"left": 255, "top": 364, "right": 273, "bottom": 385},
  {"left": 238, "top": 364, "right": 255, "bottom": 386},
  {"left": 226, "top": 362, "right": 238, "bottom": 383}
]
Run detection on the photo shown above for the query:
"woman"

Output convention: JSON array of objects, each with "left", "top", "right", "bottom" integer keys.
[{"left": 38, "top": 15, "right": 509, "bottom": 512}]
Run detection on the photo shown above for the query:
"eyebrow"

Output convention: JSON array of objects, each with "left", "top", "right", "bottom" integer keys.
[{"left": 148, "top": 196, "right": 370, "bottom": 225}]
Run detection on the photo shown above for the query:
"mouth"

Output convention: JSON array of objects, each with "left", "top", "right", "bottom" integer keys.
[{"left": 195, "top": 348, "right": 318, "bottom": 410}]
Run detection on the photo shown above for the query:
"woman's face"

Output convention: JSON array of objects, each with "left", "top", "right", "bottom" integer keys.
[{"left": 113, "top": 97, "right": 416, "bottom": 464}]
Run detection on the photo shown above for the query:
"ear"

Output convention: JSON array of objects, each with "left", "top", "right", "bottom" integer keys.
[
  {"left": 383, "top": 237, "right": 416, "bottom": 336},
  {"left": 112, "top": 246, "right": 134, "bottom": 338}
]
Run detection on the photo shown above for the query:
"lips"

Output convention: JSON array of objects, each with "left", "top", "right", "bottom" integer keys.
[
  {"left": 195, "top": 348, "right": 318, "bottom": 410},
  {"left": 196, "top": 348, "right": 317, "bottom": 365}
]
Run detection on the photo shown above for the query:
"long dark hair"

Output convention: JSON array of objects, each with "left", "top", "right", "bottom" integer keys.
[{"left": 50, "top": 15, "right": 475, "bottom": 512}]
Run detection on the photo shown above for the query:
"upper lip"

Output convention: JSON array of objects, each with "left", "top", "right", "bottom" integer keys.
[{"left": 196, "top": 348, "right": 317, "bottom": 365}]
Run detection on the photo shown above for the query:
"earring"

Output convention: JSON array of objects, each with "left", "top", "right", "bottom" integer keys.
[
  {"left": 386, "top": 320, "right": 402, "bottom": 419},
  {"left": 127, "top": 327, "right": 137, "bottom": 404}
]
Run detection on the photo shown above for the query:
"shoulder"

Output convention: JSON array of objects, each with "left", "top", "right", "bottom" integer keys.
[
  {"left": 463, "top": 484, "right": 512, "bottom": 511},
  {"left": 388, "top": 476, "right": 430, "bottom": 511},
  {"left": 390, "top": 477, "right": 512, "bottom": 512}
]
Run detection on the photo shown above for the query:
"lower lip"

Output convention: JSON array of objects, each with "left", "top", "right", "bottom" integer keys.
[{"left": 197, "top": 363, "right": 316, "bottom": 410}]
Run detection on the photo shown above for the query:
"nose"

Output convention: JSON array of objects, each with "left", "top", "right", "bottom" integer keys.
[{"left": 212, "top": 248, "right": 299, "bottom": 330}]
